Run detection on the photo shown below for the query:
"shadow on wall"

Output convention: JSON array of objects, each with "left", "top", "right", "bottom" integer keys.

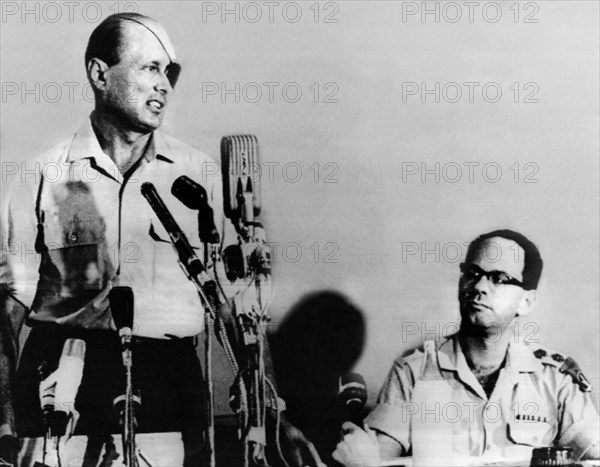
[{"left": 270, "top": 290, "right": 366, "bottom": 465}]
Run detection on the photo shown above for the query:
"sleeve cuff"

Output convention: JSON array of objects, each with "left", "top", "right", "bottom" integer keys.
[
  {"left": 558, "top": 414, "right": 600, "bottom": 460},
  {"left": 0, "top": 423, "right": 15, "bottom": 439},
  {"left": 365, "top": 403, "right": 410, "bottom": 451}
]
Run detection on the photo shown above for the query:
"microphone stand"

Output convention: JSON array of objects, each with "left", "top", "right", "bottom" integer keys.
[
  {"left": 231, "top": 187, "right": 272, "bottom": 467},
  {"left": 120, "top": 327, "right": 137, "bottom": 467},
  {"left": 177, "top": 251, "right": 219, "bottom": 467},
  {"left": 115, "top": 327, "right": 154, "bottom": 467},
  {"left": 141, "top": 182, "right": 218, "bottom": 467}
]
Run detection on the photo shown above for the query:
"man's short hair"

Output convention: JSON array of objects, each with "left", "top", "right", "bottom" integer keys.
[
  {"left": 85, "top": 13, "right": 151, "bottom": 67},
  {"left": 465, "top": 229, "right": 543, "bottom": 290}
]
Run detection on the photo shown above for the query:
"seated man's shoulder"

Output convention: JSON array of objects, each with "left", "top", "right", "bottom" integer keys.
[
  {"left": 398, "top": 344, "right": 425, "bottom": 363},
  {"left": 528, "top": 342, "right": 567, "bottom": 367},
  {"left": 395, "top": 337, "right": 448, "bottom": 368},
  {"left": 527, "top": 342, "right": 593, "bottom": 393}
]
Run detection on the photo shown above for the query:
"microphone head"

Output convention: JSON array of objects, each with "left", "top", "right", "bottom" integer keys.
[
  {"left": 338, "top": 372, "right": 367, "bottom": 408},
  {"left": 338, "top": 372, "right": 367, "bottom": 428},
  {"left": 140, "top": 181, "right": 154, "bottom": 198},
  {"left": 221, "top": 134, "right": 261, "bottom": 221},
  {"left": 109, "top": 286, "right": 134, "bottom": 331},
  {"left": 171, "top": 175, "right": 208, "bottom": 210},
  {"left": 171, "top": 176, "right": 220, "bottom": 244}
]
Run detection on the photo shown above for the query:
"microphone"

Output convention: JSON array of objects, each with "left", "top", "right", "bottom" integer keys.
[
  {"left": 220, "top": 135, "right": 261, "bottom": 236},
  {"left": 109, "top": 286, "right": 134, "bottom": 353},
  {"left": 171, "top": 176, "right": 220, "bottom": 244},
  {"left": 39, "top": 338, "right": 86, "bottom": 437},
  {"left": 338, "top": 372, "right": 367, "bottom": 428},
  {"left": 141, "top": 182, "right": 206, "bottom": 281}
]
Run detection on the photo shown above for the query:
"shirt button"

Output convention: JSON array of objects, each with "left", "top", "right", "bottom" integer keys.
[{"left": 70, "top": 233, "right": 78, "bottom": 242}]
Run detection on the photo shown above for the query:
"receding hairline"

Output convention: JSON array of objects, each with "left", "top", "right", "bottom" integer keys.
[
  {"left": 465, "top": 229, "right": 543, "bottom": 290},
  {"left": 473, "top": 236, "right": 525, "bottom": 257},
  {"left": 85, "top": 13, "right": 172, "bottom": 67}
]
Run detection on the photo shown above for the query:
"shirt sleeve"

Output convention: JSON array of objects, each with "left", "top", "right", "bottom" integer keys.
[
  {"left": 556, "top": 371, "right": 600, "bottom": 460},
  {"left": 365, "top": 359, "right": 417, "bottom": 454},
  {"left": 1, "top": 172, "right": 41, "bottom": 314}
]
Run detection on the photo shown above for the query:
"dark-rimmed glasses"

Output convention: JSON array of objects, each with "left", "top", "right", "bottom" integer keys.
[{"left": 459, "top": 263, "right": 524, "bottom": 288}]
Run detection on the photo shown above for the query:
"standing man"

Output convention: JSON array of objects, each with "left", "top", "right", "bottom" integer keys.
[
  {"left": 333, "top": 229, "right": 600, "bottom": 465},
  {"left": 0, "top": 13, "right": 321, "bottom": 467}
]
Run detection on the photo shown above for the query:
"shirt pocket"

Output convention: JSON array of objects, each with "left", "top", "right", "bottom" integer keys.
[
  {"left": 39, "top": 206, "right": 112, "bottom": 293},
  {"left": 507, "top": 419, "right": 555, "bottom": 447}
]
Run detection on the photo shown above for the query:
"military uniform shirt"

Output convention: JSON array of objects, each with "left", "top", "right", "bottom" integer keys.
[{"left": 365, "top": 334, "right": 600, "bottom": 461}]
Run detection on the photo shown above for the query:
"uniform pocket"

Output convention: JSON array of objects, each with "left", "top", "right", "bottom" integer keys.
[{"left": 507, "top": 420, "right": 554, "bottom": 447}]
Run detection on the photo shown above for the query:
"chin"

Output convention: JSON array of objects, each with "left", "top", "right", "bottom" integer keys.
[
  {"left": 132, "top": 117, "right": 163, "bottom": 133},
  {"left": 140, "top": 112, "right": 164, "bottom": 129},
  {"left": 460, "top": 315, "right": 496, "bottom": 337}
]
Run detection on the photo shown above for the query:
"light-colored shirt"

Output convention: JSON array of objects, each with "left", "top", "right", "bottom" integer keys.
[
  {"left": 1, "top": 117, "right": 224, "bottom": 339},
  {"left": 366, "top": 334, "right": 600, "bottom": 461}
]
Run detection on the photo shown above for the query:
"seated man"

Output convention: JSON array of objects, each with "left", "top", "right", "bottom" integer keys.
[{"left": 334, "top": 229, "right": 600, "bottom": 466}]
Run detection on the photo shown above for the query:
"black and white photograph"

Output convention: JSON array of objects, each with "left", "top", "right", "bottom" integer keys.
[{"left": 1, "top": 1, "right": 598, "bottom": 466}]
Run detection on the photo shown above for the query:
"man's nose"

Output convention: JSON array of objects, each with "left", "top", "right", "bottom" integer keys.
[
  {"left": 155, "top": 71, "right": 172, "bottom": 94},
  {"left": 472, "top": 274, "right": 492, "bottom": 294}
]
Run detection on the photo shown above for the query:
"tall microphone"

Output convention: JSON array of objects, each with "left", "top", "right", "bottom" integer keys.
[
  {"left": 338, "top": 372, "right": 367, "bottom": 428},
  {"left": 220, "top": 135, "right": 271, "bottom": 281},
  {"left": 141, "top": 182, "right": 206, "bottom": 281},
  {"left": 171, "top": 176, "right": 220, "bottom": 244},
  {"left": 108, "top": 287, "right": 142, "bottom": 465},
  {"left": 39, "top": 338, "right": 86, "bottom": 437}
]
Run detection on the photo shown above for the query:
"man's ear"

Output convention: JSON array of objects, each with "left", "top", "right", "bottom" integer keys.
[
  {"left": 517, "top": 289, "right": 538, "bottom": 317},
  {"left": 87, "top": 58, "right": 109, "bottom": 91}
]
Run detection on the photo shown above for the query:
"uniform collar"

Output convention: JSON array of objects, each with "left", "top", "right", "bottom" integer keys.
[
  {"left": 438, "top": 335, "right": 485, "bottom": 398},
  {"left": 439, "top": 334, "right": 542, "bottom": 372},
  {"left": 67, "top": 116, "right": 174, "bottom": 167},
  {"left": 438, "top": 333, "right": 543, "bottom": 398}
]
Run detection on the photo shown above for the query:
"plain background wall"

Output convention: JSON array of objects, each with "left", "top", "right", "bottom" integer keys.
[{"left": 1, "top": 1, "right": 598, "bottom": 414}]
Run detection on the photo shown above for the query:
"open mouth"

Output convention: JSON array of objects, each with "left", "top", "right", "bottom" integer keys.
[{"left": 146, "top": 99, "right": 164, "bottom": 110}]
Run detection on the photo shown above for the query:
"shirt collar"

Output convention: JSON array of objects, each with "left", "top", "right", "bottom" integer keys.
[
  {"left": 439, "top": 333, "right": 543, "bottom": 377},
  {"left": 438, "top": 333, "right": 543, "bottom": 398},
  {"left": 438, "top": 334, "right": 488, "bottom": 399},
  {"left": 67, "top": 115, "right": 175, "bottom": 165}
]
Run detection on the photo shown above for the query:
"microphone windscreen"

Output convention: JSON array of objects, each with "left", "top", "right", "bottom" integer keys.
[
  {"left": 338, "top": 372, "right": 367, "bottom": 411},
  {"left": 171, "top": 175, "right": 208, "bottom": 210},
  {"left": 109, "top": 286, "right": 134, "bottom": 331},
  {"left": 220, "top": 135, "right": 261, "bottom": 221}
]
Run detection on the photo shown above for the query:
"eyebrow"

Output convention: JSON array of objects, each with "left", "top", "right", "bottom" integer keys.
[{"left": 465, "top": 264, "right": 509, "bottom": 274}]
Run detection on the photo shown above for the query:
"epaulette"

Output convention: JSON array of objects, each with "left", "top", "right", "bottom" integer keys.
[
  {"left": 400, "top": 339, "right": 446, "bottom": 364},
  {"left": 401, "top": 346, "right": 425, "bottom": 362},
  {"left": 532, "top": 345, "right": 592, "bottom": 393}
]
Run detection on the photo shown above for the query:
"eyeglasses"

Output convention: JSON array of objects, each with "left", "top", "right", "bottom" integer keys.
[{"left": 459, "top": 263, "right": 524, "bottom": 288}]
